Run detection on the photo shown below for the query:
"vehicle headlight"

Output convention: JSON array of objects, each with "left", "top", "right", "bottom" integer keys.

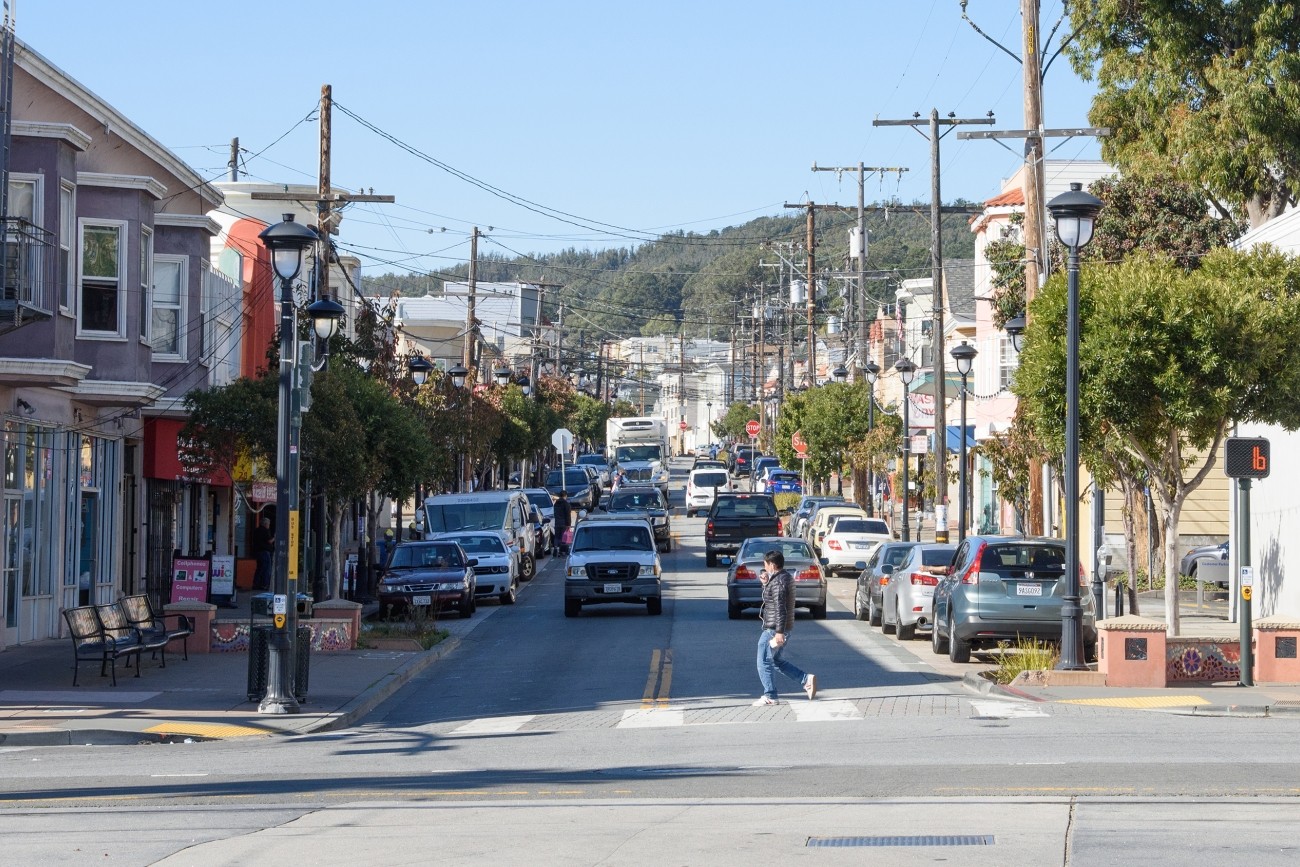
[
  {"left": 566, "top": 566, "right": 586, "bottom": 579},
  {"left": 652, "top": 561, "right": 662, "bottom": 576}
]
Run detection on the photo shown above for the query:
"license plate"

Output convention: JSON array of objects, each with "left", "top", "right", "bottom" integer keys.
[
  {"left": 851, "top": 542, "right": 869, "bottom": 549},
  {"left": 603, "top": 583, "right": 623, "bottom": 593},
  {"left": 1015, "top": 583, "right": 1043, "bottom": 596},
  {"left": 412, "top": 595, "right": 432, "bottom": 606},
  {"left": 918, "top": 587, "right": 934, "bottom": 597}
]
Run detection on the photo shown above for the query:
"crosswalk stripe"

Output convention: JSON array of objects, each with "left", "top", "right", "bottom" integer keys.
[
  {"left": 618, "top": 708, "right": 685, "bottom": 728},
  {"left": 452, "top": 715, "right": 536, "bottom": 734},
  {"left": 969, "top": 699, "right": 1049, "bottom": 719},
  {"left": 788, "top": 699, "right": 863, "bottom": 722}
]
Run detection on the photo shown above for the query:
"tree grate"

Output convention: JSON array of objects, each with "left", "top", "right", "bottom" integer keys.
[{"left": 806, "top": 835, "right": 995, "bottom": 847}]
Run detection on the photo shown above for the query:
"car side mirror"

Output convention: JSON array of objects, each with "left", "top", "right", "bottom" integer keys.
[
  {"left": 881, "top": 564, "right": 893, "bottom": 575},
  {"left": 819, "top": 557, "right": 829, "bottom": 566},
  {"left": 467, "top": 558, "right": 479, "bottom": 567},
  {"left": 854, "top": 561, "right": 867, "bottom": 570},
  {"left": 543, "top": 516, "right": 552, "bottom": 524}
]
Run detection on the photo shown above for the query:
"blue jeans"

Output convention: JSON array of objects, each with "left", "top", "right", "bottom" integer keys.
[{"left": 757, "top": 628, "right": 808, "bottom": 699}]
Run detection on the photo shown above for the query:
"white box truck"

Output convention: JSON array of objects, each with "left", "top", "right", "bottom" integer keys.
[{"left": 606, "top": 417, "right": 670, "bottom": 494}]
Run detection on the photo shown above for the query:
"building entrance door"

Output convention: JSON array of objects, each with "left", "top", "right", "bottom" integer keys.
[{"left": 3, "top": 494, "right": 21, "bottom": 645}]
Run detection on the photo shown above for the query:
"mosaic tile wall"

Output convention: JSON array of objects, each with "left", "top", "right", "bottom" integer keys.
[
  {"left": 210, "top": 619, "right": 354, "bottom": 653},
  {"left": 1167, "top": 639, "right": 1240, "bottom": 682}
]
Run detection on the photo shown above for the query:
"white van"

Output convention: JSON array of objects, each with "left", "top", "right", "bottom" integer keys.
[
  {"left": 423, "top": 491, "right": 536, "bottom": 580},
  {"left": 686, "top": 467, "right": 733, "bottom": 517}
]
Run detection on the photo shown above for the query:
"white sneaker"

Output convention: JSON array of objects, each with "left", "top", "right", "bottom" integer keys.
[
  {"left": 751, "top": 696, "right": 779, "bottom": 706},
  {"left": 804, "top": 674, "right": 817, "bottom": 700}
]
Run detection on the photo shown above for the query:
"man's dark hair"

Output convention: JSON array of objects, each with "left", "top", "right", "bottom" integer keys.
[
  {"left": 764, "top": 549, "right": 784, "bottom": 569},
  {"left": 557, "top": 490, "right": 567, "bottom": 498}
]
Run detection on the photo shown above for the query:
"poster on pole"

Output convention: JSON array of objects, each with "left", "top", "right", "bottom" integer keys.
[{"left": 170, "top": 557, "right": 211, "bottom": 603}]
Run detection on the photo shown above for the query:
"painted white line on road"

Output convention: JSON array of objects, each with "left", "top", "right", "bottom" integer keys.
[
  {"left": 151, "top": 773, "right": 209, "bottom": 778},
  {"left": 452, "top": 715, "right": 536, "bottom": 734},
  {"left": 789, "top": 699, "right": 863, "bottom": 723},
  {"left": 970, "top": 699, "right": 1050, "bottom": 719},
  {"left": 618, "top": 708, "right": 685, "bottom": 728}
]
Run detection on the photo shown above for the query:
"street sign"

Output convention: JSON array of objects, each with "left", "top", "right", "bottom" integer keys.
[
  {"left": 745, "top": 420, "right": 761, "bottom": 437},
  {"left": 679, "top": 420, "right": 688, "bottom": 431},
  {"left": 551, "top": 428, "right": 574, "bottom": 453},
  {"left": 791, "top": 430, "right": 808, "bottom": 455},
  {"left": 1225, "top": 437, "right": 1270, "bottom": 479}
]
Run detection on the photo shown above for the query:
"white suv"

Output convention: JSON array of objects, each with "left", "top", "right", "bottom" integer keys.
[{"left": 686, "top": 467, "right": 733, "bottom": 517}]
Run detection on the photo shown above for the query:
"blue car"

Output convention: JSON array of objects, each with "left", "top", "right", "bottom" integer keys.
[{"left": 766, "top": 470, "right": 803, "bottom": 494}]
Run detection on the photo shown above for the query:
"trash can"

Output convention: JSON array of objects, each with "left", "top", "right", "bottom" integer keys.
[{"left": 246, "top": 625, "right": 311, "bottom": 702}]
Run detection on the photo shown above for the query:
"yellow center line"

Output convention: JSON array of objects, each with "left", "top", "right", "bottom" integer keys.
[
  {"left": 641, "top": 648, "right": 662, "bottom": 704},
  {"left": 656, "top": 649, "right": 673, "bottom": 704}
]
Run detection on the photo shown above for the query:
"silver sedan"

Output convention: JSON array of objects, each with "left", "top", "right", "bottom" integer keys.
[{"left": 726, "top": 536, "right": 827, "bottom": 621}]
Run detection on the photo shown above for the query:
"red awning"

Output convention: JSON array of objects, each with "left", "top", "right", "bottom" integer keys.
[{"left": 143, "top": 418, "right": 231, "bottom": 486}]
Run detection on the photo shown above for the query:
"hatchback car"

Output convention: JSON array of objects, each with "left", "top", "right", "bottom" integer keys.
[
  {"left": 545, "top": 467, "right": 599, "bottom": 511},
  {"left": 378, "top": 541, "right": 477, "bottom": 618},
  {"left": 807, "top": 505, "right": 869, "bottom": 553},
  {"left": 763, "top": 469, "right": 803, "bottom": 495},
  {"left": 726, "top": 536, "right": 827, "bottom": 620},
  {"left": 820, "top": 517, "right": 892, "bottom": 577},
  {"left": 602, "top": 485, "right": 673, "bottom": 552},
  {"left": 787, "top": 495, "right": 847, "bottom": 538},
  {"left": 931, "top": 535, "right": 1097, "bottom": 663},
  {"left": 750, "top": 456, "right": 781, "bottom": 487},
  {"left": 686, "top": 467, "right": 732, "bottom": 517},
  {"left": 435, "top": 532, "right": 518, "bottom": 605},
  {"left": 1180, "top": 540, "right": 1229, "bottom": 587},
  {"left": 853, "top": 541, "right": 918, "bottom": 625},
  {"left": 881, "top": 543, "right": 956, "bottom": 640}
]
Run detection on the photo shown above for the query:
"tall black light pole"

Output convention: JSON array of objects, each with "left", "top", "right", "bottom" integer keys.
[
  {"left": 864, "top": 359, "right": 879, "bottom": 517},
  {"left": 832, "top": 364, "right": 848, "bottom": 495},
  {"left": 257, "top": 214, "right": 341, "bottom": 715},
  {"left": 448, "top": 362, "right": 469, "bottom": 491},
  {"left": 1047, "top": 182, "right": 1103, "bottom": 671},
  {"left": 950, "top": 341, "right": 977, "bottom": 542},
  {"left": 895, "top": 358, "right": 916, "bottom": 541}
]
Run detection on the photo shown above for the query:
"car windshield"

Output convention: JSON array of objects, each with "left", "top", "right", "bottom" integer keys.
[
  {"left": 424, "top": 500, "right": 508, "bottom": 533},
  {"left": 571, "top": 524, "right": 654, "bottom": 552},
  {"left": 546, "top": 470, "right": 590, "bottom": 487},
  {"left": 739, "top": 539, "right": 813, "bottom": 561},
  {"left": 447, "top": 535, "right": 506, "bottom": 554},
  {"left": 692, "top": 471, "right": 728, "bottom": 488},
  {"left": 615, "top": 445, "right": 661, "bottom": 462},
  {"left": 576, "top": 456, "right": 606, "bottom": 466},
  {"left": 388, "top": 544, "right": 463, "bottom": 569},
  {"left": 833, "top": 519, "right": 888, "bottom": 535},
  {"left": 713, "top": 497, "right": 777, "bottom": 518},
  {"left": 608, "top": 491, "right": 663, "bottom": 510}
]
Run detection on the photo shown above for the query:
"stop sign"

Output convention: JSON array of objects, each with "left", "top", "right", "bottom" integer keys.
[
  {"left": 791, "top": 430, "right": 808, "bottom": 455},
  {"left": 679, "top": 420, "right": 687, "bottom": 431},
  {"left": 745, "top": 420, "right": 761, "bottom": 438}
]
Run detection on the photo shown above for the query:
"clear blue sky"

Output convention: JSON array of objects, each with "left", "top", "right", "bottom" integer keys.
[{"left": 23, "top": 1, "right": 1099, "bottom": 276}]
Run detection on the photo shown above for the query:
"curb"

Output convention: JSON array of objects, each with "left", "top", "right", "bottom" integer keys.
[
  {"left": 302, "top": 634, "right": 463, "bottom": 735},
  {"left": 960, "top": 671, "right": 1042, "bottom": 701}
]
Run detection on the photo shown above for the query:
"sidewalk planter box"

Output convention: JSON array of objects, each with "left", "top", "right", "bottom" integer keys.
[
  {"left": 1097, "top": 615, "right": 1167, "bottom": 688},
  {"left": 163, "top": 601, "right": 217, "bottom": 654},
  {"left": 312, "top": 599, "right": 362, "bottom": 650},
  {"left": 1253, "top": 616, "right": 1300, "bottom": 683}
]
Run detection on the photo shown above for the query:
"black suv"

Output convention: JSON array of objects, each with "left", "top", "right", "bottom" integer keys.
[{"left": 729, "top": 445, "right": 762, "bottom": 478}]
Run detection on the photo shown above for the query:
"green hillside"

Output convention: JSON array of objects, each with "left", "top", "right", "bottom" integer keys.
[{"left": 361, "top": 202, "right": 976, "bottom": 340}]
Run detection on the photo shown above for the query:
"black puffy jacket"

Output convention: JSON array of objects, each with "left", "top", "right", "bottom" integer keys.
[{"left": 760, "top": 569, "right": 795, "bottom": 634}]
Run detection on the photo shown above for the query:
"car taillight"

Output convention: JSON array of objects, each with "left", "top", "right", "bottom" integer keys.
[
  {"left": 735, "top": 565, "right": 757, "bottom": 579},
  {"left": 827, "top": 539, "right": 843, "bottom": 550},
  {"left": 911, "top": 572, "right": 938, "bottom": 586},
  {"left": 796, "top": 567, "right": 820, "bottom": 581},
  {"left": 879, "top": 575, "right": 889, "bottom": 586},
  {"left": 962, "top": 541, "right": 987, "bottom": 584},
  {"left": 706, "top": 520, "right": 714, "bottom": 537},
  {"left": 773, "top": 521, "right": 783, "bottom": 536}
]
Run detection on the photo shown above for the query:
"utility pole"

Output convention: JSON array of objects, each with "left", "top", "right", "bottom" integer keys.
[
  {"left": 229, "top": 137, "right": 239, "bottom": 182},
  {"left": 805, "top": 205, "right": 816, "bottom": 385},
  {"left": 874, "top": 110, "right": 995, "bottom": 543},
  {"left": 679, "top": 333, "right": 687, "bottom": 454},
  {"left": 464, "top": 227, "right": 481, "bottom": 376},
  {"left": 810, "top": 163, "right": 909, "bottom": 380},
  {"left": 727, "top": 303, "right": 736, "bottom": 406}
]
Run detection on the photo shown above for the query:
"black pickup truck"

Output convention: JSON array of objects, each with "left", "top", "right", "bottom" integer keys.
[{"left": 704, "top": 493, "right": 783, "bottom": 567}]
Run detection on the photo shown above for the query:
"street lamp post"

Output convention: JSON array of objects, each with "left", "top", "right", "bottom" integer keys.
[
  {"left": 895, "top": 358, "right": 917, "bottom": 541},
  {"left": 1047, "top": 181, "right": 1103, "bottom": 671},
  {"left": 448, "top": 362, "right": 470, "bottom": 492},
  {"left": 832, "top": 364, "right": 848, "bottom": 495},
  {"left": 257, "top": 214, "right": 341, "bottom": 715},
  {"left": 950, "top": 341, "right": 977, "bottom": 543},
  {"left": 864, "top": 359, "right": 879, "bottom": 517}
]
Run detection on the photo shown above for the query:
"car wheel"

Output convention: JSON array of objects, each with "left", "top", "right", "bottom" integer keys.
[
  {"left": 869, "top": 594, "right": 882, "bottom": 627},
  {"left": 500, "top": 582, "right": 517, "bottom": 605},
  {"left": 896, "top": 601, "right": 916, "bottom": 640},
  {"left": 931, "top": 614, "right": 949, "bottom": 654},
  {"left": 520, "top": 553, "right": 536, "bottom": 582},
  {"left": 853, "top": 590, "right": 868, "bottom": 622},
  {"left": 811, "top": 602, "right": 827, "bottom": 620},
  {"left": 647, "top": 596, "right": 663, "bottom": 616},
  {"left": 706, "top": 550, "right": 717, "bottom": 567},
  {"left": 459, "top": 593, "right": 475, "bottom": 618},
  {"left": 728, "top": 602, "right": 742, "bottom": 620},
  {"left": 948, "top": 614, "right": 971, "bottom": 663},
  {"left": 564, "top": 599, "right": 581, "bottom": 617},
  {"left": 881, "top": 599, "right": 896, "bottom": 635}
]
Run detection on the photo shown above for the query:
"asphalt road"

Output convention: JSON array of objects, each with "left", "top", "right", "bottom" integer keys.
[{"left": 4, "top": 459, "right": 1300, "bottom": 865}]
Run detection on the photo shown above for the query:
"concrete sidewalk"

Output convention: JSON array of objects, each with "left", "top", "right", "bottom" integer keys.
[{"left": 0, "top": 584, "right": 492, "bottom": 746}]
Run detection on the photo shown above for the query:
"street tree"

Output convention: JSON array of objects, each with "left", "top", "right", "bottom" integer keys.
[
  {"left": 1015, "top": 247, "right": 1300, "bottom": 633},
  {"left": 1067, "top": 1, "right": 1300, "bottom": 227}
]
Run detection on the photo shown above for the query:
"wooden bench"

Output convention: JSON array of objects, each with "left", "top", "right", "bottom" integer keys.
[
  {"left": 121, "top": 594, "right": 193, "bottom": 661},
  {"left": 61, "top": 602, "right": 171, "bottom": 687}
]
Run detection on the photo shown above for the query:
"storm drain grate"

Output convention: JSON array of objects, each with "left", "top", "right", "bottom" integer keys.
[{"left": 807, "top": 835, "right": 994, "bottom": 848}]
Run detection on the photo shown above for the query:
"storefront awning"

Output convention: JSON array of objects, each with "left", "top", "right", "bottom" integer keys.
[{"left": 144, "top": 418, "right": 231, "bottom": 486}]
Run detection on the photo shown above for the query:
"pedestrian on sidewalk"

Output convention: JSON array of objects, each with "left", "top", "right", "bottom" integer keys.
[
  {"left": 252, "top": 515, "right": 274, "bottom": 591},
  {"left": 753, "top": 549, "right": 816, "bottom": 706},
  {"left": 552, "top": 490, "right": 572, "bottom": 556}
]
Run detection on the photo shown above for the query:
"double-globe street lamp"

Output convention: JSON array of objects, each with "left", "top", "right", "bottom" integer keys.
[
  {"left": 1047, "top": 181, "right": 1104, "bottom": 671},
  {"left": 257, "top": 214, "right": 343, "bottom": 715},
  {"left": 950, "top": 341, "right": 978, "bottom": 543},
  {"left": 864, "top": 359, "right": 880, "bottom": 517},
  {"left": 895, "top": 357, "right": 917, "bottom": 541}
]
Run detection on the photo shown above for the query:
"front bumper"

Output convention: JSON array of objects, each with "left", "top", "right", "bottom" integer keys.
[{"left": 564, "top": 579, "right": 661, "bottom": 604}]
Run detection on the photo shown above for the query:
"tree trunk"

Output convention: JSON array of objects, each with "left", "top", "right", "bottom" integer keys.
[
  {"left": 1120, "top": 476, "right": 1140, "bottom": 616},
  {"left": 1163, "top": 503, "right": 1181, "bottom": 635},
  {"left": 327, "top": 497, "right": 346, "bottom": 600}
]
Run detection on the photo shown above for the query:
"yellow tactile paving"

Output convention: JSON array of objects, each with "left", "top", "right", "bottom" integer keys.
[
  {"left": 1056, "top": 695, "right": 1212, "bottom": 708},
  {"left": 142, "top": 722, "right": 276, "bottom": 739}
]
